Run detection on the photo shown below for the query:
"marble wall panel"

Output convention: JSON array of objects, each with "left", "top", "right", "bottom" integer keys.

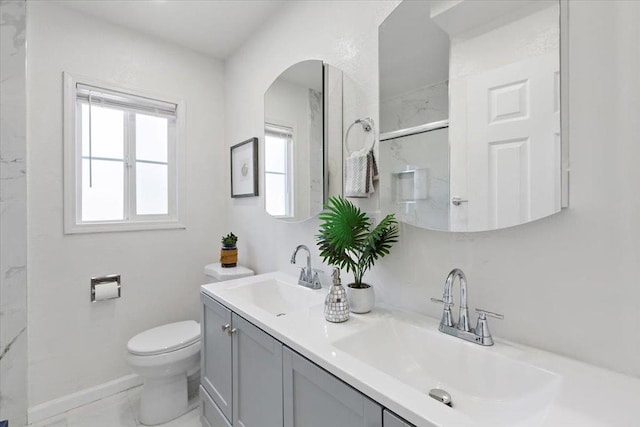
[
  {"left": 0, "top": 0, "right": 28, "bottom": 425},
  {"left": 380, "top": 80, "right": 448, "bottom": 134}
]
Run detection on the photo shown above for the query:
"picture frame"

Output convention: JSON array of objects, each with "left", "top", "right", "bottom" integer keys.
[{"left": 230, "top": 137, "right": 259, "bottom": 198}]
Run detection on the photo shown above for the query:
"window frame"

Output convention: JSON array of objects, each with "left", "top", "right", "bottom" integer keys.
[{"left": 63, "top": 72, "right": 186, "bottom": 234}]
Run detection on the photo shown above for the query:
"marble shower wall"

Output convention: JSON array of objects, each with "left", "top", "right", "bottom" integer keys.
[
  {"left": 379, "top": 127, "right": 450, "bottom": 231},
  {"left": 379, "top": 80, "right": 448, "bottom": 134},
  {"left": 308, "top": 88, "right": 323, "bottom": 214},
  {"left": 0, "top": 0, "right": 28, "bottom": 425}
]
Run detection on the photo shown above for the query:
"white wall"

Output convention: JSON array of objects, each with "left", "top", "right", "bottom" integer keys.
[
  {"left": 225, "top": 0, "right": 640, "bottom": 378},
  {"left": 27, "top": 1, "right": 226, "bottom": 406}
]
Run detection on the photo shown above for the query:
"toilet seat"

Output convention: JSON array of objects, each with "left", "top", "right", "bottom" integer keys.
[{"left": 127, "top": 320, "right": 200, "bottom": 356}]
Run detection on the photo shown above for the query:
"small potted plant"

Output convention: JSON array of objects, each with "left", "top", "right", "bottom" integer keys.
[
  {"left": 316, "top": 196, "right": 399, "bottom": 313},
  {"left": 220, "top": 232, "right": 238, "bottom": 268}
]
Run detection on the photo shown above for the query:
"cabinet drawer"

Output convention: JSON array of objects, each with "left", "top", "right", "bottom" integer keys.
[{"left": 200, "top": 385, "right": 231, "bottom": 427}]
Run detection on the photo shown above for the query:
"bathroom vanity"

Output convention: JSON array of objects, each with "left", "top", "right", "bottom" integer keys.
[
  {"left": 200, "top": 273, "right": 640, "bottom": 427},
  {"left": 199, "top": 276, "right": 403, "bottom": 427},
  {"left": 200, "top": 294, "right": 389, "bottom": 427},
  {"left": 200, "top": 273, "right": 414, "bottom": 427}
]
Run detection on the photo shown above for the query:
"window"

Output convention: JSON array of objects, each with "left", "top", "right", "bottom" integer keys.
[
  {"left": 64, "top": 73, "right": 185, "bottom": 233},
  {"left": 264, "top": 123, "right": 293, "bottom": 217}
]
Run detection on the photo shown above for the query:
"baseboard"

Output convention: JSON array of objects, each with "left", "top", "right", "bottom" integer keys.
[{"left": 27, "top": 374, "right": 143, "bottom": 424}]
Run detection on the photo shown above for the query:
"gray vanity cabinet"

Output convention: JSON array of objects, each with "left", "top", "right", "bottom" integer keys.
[
  {"left": 201, "top": 294, "right": 233, "bottom": 421},
  {"left": 201, "top": 294, "right": 283, "bottom": 427},
  {"left": 383, "top": 410, "right": 416, "bottom": 427},
  {"left": 283, "top": 347, "right": 382, "bottom": 427},
  {"left": 232, "top": 314, "right": 283, "bottom": 427}
]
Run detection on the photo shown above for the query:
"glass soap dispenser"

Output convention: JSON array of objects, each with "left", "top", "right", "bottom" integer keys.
[{"left": 324, "top": 267, "right": 349, "bottom": 323}]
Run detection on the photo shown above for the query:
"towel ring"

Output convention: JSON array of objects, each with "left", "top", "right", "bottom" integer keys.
[{"left": 345, "top": 117, "right": 376, "bottom": 156}]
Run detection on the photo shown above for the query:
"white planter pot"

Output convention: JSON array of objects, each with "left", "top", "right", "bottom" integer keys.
[{"left": 346, "top": 284, "right": 375, "bottom": 313}]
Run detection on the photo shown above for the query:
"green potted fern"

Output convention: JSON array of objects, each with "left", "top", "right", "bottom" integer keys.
[{"left": 317, "top": 196, "right": 399, "bottom": 313}]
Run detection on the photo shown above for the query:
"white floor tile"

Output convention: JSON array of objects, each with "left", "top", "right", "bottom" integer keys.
[
  {"left": 127, "top": 384, "right": 201, "bottom": 427},
  {"left": 65, "top": 392, "right": 136, "bottom": 427},
  {"left": 125, "top": 386, "right": 143, "bottom": 425},
  {"left": 29, "top": 413, "right": 67, "bottom": 427},
  {"left": 159, "top": 408, "right": 202, "bottom": 427},
  {"left": 29, "top": 387, "right": 201, "bottom": 427}
]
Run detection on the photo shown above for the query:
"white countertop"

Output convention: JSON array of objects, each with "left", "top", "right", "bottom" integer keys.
[{"left": 202, "top": 272, "right": 640, "bottom": 427}]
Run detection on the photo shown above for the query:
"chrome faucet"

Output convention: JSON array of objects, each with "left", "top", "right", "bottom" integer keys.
[
  {"left": 431, "top": 268, "right": 503, "bottom": 346},
  {"left": 290, "top": 245, "right": 322, "bottom": 289}
]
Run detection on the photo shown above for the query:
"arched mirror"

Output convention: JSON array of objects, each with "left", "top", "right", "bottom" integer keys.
[
  {"left": 378, "top": 0, "right": 568, "bottom": 232},
  {"left": 264, "top": 60, "right": 343, "bottom": 222}
]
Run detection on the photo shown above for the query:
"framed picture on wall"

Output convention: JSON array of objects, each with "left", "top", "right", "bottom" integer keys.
[{"left": 230, "top": 137, "right": 258, "bottom": 198}]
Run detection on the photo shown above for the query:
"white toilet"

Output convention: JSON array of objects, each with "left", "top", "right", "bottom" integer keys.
[
  {"left": 127, "top": 320, "right": 201, "bottom": 425},
  {"left": 127, "top": 263, "right": 253, "bottom": 425}
]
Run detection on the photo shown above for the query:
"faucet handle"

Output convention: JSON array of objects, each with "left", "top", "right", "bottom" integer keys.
[
  {"left": 475, "top": 308, "right": 504, "bottom": 320},
  {"left": 474, "top": 308, "right": 503, "bottom": 346},
  {"left": 431, "top": 297, "right": 454, "bottom": 327},
  {"left": 430, "top": 297, "right": 454, "bottom": 308},
  {"left": 310, "top": 270, "right": 323, "bottom": 289}
]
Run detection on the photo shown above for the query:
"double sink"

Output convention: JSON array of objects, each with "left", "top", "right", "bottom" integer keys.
[{"left": 208, "top": 272, "right": 562, "bottom": 426}]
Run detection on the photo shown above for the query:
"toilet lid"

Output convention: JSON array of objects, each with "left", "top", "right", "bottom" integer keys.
[{"left": 127, "top": 320, "right": 200, "bottom": 356}]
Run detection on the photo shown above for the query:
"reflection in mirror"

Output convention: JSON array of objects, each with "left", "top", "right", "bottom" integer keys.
[
  {"left": 264, "top": 60, "right": 344, "bottom": 222},
  {"left": 264, "top": 60, "right": 324, "bottom": 222},
  {"left": 379, "top": 0, "right": 565, "bottom": 232}
]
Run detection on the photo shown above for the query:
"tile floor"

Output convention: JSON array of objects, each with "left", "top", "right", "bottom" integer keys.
[{"left": 29, "top": 386, "right": 202, "bottom": 427}]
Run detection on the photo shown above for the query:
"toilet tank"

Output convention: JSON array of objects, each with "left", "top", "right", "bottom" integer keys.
[{"left": 204, "top": 262, "right": 254, "bottom": 283}]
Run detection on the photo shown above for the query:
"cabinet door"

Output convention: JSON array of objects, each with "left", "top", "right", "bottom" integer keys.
[
  {"left": 201, "top": 294, "right": 233, "bottom": 422},
  {"left": 283, "top": 347, "right": 382, "bottom": 427},
  {"left": 200, "top": 386, "right": 231, "bottom": 427},
  {"left": 383, "top": 409, "right": 415, "bottom": 427},
  {"left": 232, "top": 314, "right": 283, "bottom": 427}
]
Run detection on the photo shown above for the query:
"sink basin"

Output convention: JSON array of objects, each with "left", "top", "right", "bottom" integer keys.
[
  {"left": 218, "top": 277, "right": 325, "bottom": 316},
  {"left": 332, "top": 318, "right": 562, "bottom": 426}
]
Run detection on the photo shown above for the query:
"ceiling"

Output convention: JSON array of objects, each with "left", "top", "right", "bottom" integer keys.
[{"left": 54, "top": 0, "right": 287, "bottom": 60}]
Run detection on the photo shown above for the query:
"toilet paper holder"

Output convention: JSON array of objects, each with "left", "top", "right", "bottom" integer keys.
[{"left": 91, "top": 274, "right": 121, "bottom": 302}]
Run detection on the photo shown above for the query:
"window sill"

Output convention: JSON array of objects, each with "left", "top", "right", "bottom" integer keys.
[{"left": 64, "top": 220, "right": 186, "bottom": 235}]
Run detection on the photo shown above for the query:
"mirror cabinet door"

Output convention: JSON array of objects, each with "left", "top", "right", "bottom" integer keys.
[
  {"left": 379, "top": 0, "right": 565, "bottom": 232},
  {"left": 264, "top": 60, "right": 343, "bottom": 222}
]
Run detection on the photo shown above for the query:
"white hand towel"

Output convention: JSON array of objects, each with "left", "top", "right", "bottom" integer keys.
[{"left": 345, "top": 149, "right": 378, "bottom": 198}]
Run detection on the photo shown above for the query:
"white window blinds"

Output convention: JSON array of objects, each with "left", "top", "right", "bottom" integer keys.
[{"left": 76, "top": 83, "right": 177, "bottom": 118}]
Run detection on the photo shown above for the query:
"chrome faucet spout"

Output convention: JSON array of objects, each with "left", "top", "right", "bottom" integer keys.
[
  {"left": 291, "top": 244, "right": 309, "bottom": 263},
  {"left": 291, "top": 244, "right": 311, "bottom": 273},
  {"left": 444, "top": 268, "right": 470, "bottom": 332}
]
